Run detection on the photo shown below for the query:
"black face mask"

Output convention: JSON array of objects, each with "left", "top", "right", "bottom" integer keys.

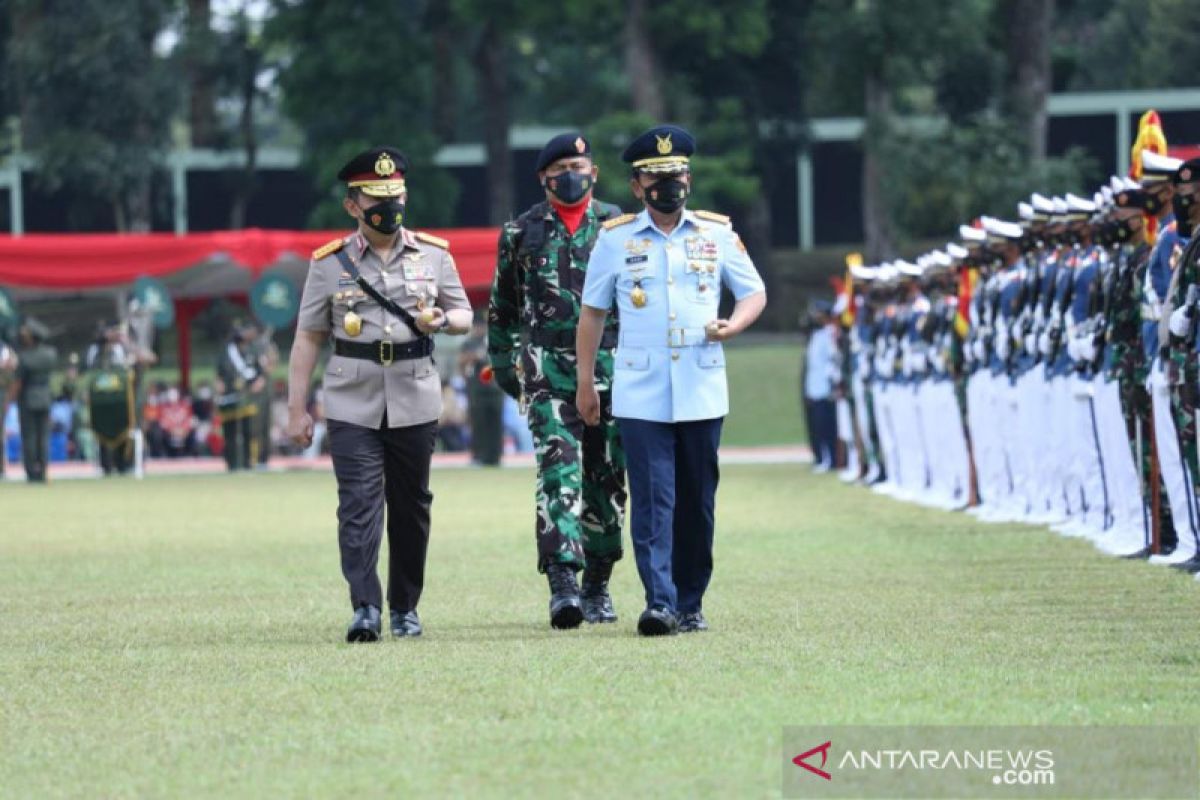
[
  {"left": 1173, "top": 193, "right": 1196, "bottom": 237},
  {"left": 1143, "top": 194, "right": 1162, "bottom": 215},
  {"left": 1094, "top": 221, "right": 1115, "bottom": 248},
  {"left": 544, "top": 171, "right": 593, "bottom": 205},
  {"left": 360, "top": 198, "right": 405, "bottom": 234},
  {"left": 1112, "top": 218, "right": 1139, "bottom": 244},
  {"left": 643, "top": 177, "right": 689, "bottom": 214}
]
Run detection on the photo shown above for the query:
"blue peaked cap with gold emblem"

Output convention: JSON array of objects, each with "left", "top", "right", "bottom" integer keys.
[{"left": 622, "top": 125, "right": 696, "bottom": 174}]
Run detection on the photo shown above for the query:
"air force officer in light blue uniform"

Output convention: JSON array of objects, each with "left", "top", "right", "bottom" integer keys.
[{"left": 575, "top": 125, "right": 767, "bottom": 636}]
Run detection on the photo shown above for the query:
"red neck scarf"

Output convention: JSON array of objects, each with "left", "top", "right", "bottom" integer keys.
[{"left": 550, "top": 197, "right": 590, "bottom": 235}]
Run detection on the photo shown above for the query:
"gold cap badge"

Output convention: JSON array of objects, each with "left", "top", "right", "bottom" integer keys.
[
  {"left": 575, "top": 137, "right": 586, "bottom": 153},
  {"left": 375, "top": 152, "right": 396, "bottom": 177},
  {"left": 656, "top": 134, "right": 673, "bottom": 155}
]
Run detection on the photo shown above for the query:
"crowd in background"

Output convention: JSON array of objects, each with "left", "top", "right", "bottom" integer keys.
[{"left": 1, "top": 316, "right": 534, "bottom": 477}]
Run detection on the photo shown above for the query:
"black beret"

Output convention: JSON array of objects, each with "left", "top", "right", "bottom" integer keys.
[
  {"left": 535, "top": 132, "right": 591, "bottom": 172},
  {"left": 337, "top": 146, "right": 409, "bottom": 197},
  {"left": 1173, "top": 157, "right": 1200, "bottom": 185},
  {"left": 622, "top": 125, "right": 695, "bottom": 173}
]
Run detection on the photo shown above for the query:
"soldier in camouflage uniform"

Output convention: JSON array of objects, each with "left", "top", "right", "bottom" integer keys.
[
  {"left": 487, "top": 132, "right": 627, "bottom": 629},
  {"left": 1162, "top": 158, "right": 1200, "bottom": 569},
  {"left": 1104, "top": 177, "right": 1170, "bottom": 556}
]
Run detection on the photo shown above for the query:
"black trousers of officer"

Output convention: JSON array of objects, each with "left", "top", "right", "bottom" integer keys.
[
  {"left": 328, "top": 415, "right": 437, "bottom": 613},
  {"left": 18, "top": 408, "right": 49, "bottom": 481}
]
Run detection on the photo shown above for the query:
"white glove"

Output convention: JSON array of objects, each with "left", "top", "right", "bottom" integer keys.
[
  {"left": 1038, "top": 332, "right": 1052, "bottom": 356},
  {"left": 1066, "top": 337, "right": 1079, "bottom": 360},
  {"left": 1077, "top": 337, "right": 1096, "bottom": 362},
  {"left": 930, "top": 352, "right": 946, "bottom": 373},
  {"left": 971, "top": 339, "right": 985, "bottom": 361},
  {"left": 1169, "top": 305, "right": 1192, "bottom": 338},
  {"left": 996, "top": 333, "right": 1011, "bottom": 360},
  {"left": 1024, "top": 333, "right": 1037, "bottom": 355}
]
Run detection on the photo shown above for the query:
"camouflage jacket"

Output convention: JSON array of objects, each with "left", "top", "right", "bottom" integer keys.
[
  {"left": 487, "top": 199, "right": 622, "bottom": 398},
  {"left": 1104, "top": 242, "right": 1149, "bottom": 382}
]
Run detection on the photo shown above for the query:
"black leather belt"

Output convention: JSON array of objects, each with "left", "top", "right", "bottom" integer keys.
[
  {"left": 334, "top": 337, "right": 434, "bottom": 365},
  {"left": 529, "top": 328, "right": 618, "bottom": 349}
]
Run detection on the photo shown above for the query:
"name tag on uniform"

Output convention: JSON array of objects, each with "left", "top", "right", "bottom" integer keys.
[{"left": 625, "top": 254, "right": 648, "bottom": 264}]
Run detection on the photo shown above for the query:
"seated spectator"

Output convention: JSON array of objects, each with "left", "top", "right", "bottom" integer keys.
[
  {"left": 192, "top": 381, "right": 216, "bottom": 456},
  {"left": 159, "top": 386, "right": 197, "bottom": 457},
  {"left": 143, "top": 381, "right": 168, "bottom": 458}
]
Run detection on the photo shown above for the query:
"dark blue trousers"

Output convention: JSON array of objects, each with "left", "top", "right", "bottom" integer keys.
[{"left": 617, "top": 417, "right": 722, "bottom": 615}]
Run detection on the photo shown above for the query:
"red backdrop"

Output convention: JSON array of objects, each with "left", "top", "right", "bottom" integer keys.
[{"left": 0, "top": 227, "right": 501, "bottom": 292}]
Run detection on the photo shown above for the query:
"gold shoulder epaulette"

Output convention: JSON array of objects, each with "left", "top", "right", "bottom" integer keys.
[
  {"left": 415, "top": 231, "right": 450, "bottom": 250},
  {"left": 311, "top": 237, "right": 345, "bottom": 260},
  {"left": 602, "top": 213, "right": 636, "bottom": 231},
  {"left": 694, "top": 210, "right": 731, "bottom": 225}
]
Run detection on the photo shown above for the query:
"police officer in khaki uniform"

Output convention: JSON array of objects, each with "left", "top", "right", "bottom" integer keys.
[{"left": 287, "top": 146, "right": 473, "bottom": 642}]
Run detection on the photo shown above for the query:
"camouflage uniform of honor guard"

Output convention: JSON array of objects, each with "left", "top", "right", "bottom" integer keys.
[
  {"left": 1163, "top": 158, "right": 1200, "bottom": 569},
  {"left": 488, "top": 132, "right": 627, "bottom": 629}
]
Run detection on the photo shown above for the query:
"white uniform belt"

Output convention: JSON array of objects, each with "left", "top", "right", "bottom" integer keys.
[{"left": 620, "top": 328, "right": 709, "bottom": 348}]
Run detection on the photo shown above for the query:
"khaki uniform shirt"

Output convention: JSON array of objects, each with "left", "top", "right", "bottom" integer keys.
[{"left": 297, "top": 228, "right": 472, "bottom": 428}]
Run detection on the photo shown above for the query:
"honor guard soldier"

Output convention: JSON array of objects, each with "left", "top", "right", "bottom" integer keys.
[
  {"left": 216, "top": 321, "right": 263, "bottom": 472},
  {"left": 287, "top": 146, "right": 473, "bottom": 642},
  {"left": 575, "top": 125, "right": 767, "bottom": 636},
  {"left": 12, "top": 318, "right": 56, "bottom": 483},
  {"left": 487, "top": 132, "right": 628, "bottom": 629}
]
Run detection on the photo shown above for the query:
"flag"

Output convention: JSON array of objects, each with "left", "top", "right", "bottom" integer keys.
[
  {"left": 954, "top": 266, "right": 978, "bottom": 339},
  {"left": 1130, "top": 109, "right": 1168, "bottom": 245},
  {"left": 840, "top": 252, "right": 862, "bottom": 327}
]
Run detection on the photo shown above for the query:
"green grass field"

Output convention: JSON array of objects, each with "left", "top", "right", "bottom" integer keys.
[{"left": 3, "top": 465, "right": 1199, "bottom": 798}]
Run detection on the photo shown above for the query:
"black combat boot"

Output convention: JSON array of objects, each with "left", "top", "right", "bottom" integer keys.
[
  {"left": 581, "top": 555, "right": 617, "bottom": 624},
  {"left": 546, "top": 563, "right": 584, "bottom": 629}
]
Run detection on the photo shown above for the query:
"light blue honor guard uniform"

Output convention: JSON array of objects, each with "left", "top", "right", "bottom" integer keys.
[{"left": 581, "top": 124, "right": 766, "bottom": 634}]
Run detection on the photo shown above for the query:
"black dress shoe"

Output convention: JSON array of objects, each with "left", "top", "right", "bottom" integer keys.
[
  {"left": 346, "top": 605, "right": 381, "bottom": 643},
  {"left": 581, "top": 554, "right": 618, "bottom": 624},
  {"left": 1119, "top": 546, "right": 1152, "bottom": 560},
  {"left": 1170, "top": 555, "right": 1200, "bottom": 574},
  {"left": 637, "top": 607, "right": 678, "bottom": 637},
  {"left": 391, "top": 609, "right": 422, "bottom": 637},
  {"left": 678, "top": 611, "right": 708, "bottom": 633},
  {"left": 547, "top": 563, "right": 584, "bottom": 629}
]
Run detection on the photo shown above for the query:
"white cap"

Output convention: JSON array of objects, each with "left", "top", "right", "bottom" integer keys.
[
  {"left": 1052, "top": 196, "right": 1069, "bottom": 215},
  {"left": 1031, "top": 193, "right": 1056, "bottom": 215},
  {"left": 946, "top": 242, "right": 969, "bottom": 259},
  {"left": 959, "top": 224, "right": 986, "bottom": 243},
  {"left": 1018, "top": 201, "right": 1035, "bottom": 221},
  {"left": 930, "top": 250, "right": 953, "bottom": 267},
  {"left": 1065, "top": 193, "right": 1096, "bottom": 214},
  {"left": 983, "top": 217, "right": 1023, "bottom": 240},
  {"left": 1141, "top": 150, "right": 1183, "bottom": 184},
  {"left": 849, "top": 264, "right": 878, "bottom": 281},
  {"left": 894, "top": 260, "right": 924, "bottom": 277}
]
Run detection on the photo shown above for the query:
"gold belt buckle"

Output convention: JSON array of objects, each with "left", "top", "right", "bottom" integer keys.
[
  {"left": 667, "top": 328, "right": 686, "bottom": 348},
  {"left": 378, "top": 340, "right": 394, "bottom": 366}
]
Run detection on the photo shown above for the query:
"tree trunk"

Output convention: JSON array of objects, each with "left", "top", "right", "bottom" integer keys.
[
  {"left": 861, "top": 72, "right": 895, "bottom": 262},
  {"left": 624, "top": 0, "right": 664, "bottom": 118},
  {"left": 122, "top": 177, "right": 153, "bottom": 233},
  {"left": 1002, "top": 0, "right": 1053, "bottom": 162},
  {"left": 474, "top": 21, "right": 512, "bottom": 225},
  {"left": 186, "top": 0, "right": 218, "bottom": 148},
  {"left": 228, "top": 18, "right": 259, "bottom": 230},
  {"left": 429, "top": 3, "right": 457, "bottom": 142}
]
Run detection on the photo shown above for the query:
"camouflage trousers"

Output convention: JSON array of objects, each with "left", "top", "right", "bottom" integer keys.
[
  {"left": 1168, "top": 352, "right": 1200, "bottom": 487},
  {"left": 527, "top": 391, "right": 626, "bottom": 572}
]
